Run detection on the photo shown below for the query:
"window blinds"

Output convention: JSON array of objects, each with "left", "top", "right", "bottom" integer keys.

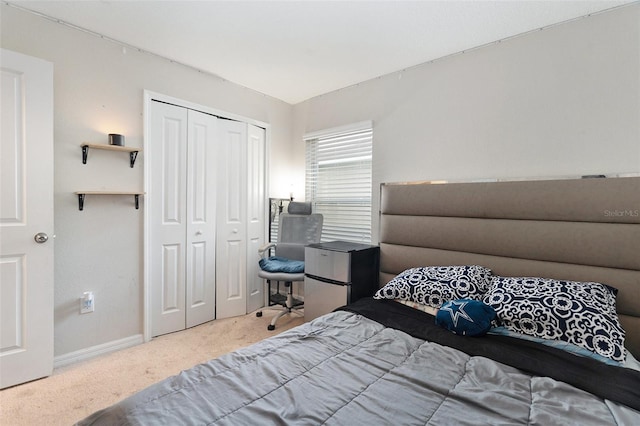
[{"left": 305, "top": 124, "right": 372, "bottom": 243}]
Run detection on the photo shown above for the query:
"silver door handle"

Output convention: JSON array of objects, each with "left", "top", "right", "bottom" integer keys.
[{"left": 34, "top": 232, "right": 49, "bottom": 243}]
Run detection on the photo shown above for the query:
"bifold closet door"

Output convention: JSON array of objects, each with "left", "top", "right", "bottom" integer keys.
[
  {"left": 245, "top": 124, "right": 266, "bottom": 314},
  {"left": 216, "top": 121, "right": 266, "bottom": 318},
  {"left": 149, "top": 102, "right": 217, "bottom": 337}
]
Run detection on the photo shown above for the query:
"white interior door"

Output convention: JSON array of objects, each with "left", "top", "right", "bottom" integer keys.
[{"left": 0, "top": 49, "right": 54, "bottom": 388}]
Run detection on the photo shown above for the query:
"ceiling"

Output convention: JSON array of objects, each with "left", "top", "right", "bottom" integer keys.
[{"left": 9, "top": 0, "right": 635, "bottom": 104}]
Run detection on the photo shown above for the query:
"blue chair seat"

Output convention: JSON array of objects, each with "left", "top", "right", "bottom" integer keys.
[
  {"left": 258, "top": 256, "right": 305, "bottom": 281},
  {"left": 258, "top": 256, "right": 304, "bottom": 273}
]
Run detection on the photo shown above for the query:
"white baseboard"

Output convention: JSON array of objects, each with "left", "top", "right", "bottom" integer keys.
[{"left": 53, "top": 334, "right": 144, "bottom": 369}]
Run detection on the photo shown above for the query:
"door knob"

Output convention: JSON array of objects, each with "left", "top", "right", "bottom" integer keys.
[
  {"left": 34, "top": 232, "right": 49, "bottom": 244},
  {"left": 195, "top": 230, "right": 203, "bottom": 236}
]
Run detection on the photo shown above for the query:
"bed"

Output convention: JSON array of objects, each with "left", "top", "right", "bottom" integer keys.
[{"left": 78, "top": 176, "right": 640, "bottom": 425}]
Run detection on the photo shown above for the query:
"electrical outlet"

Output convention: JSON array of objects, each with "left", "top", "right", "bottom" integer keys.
[{"left": 81, "top": 291, "right": 94, "bottom": 314}]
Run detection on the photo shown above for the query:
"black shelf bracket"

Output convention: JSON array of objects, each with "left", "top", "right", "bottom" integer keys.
[
  {"left": 77, "top": 194, "right": 86, "bottom": 211},
  {"left": 82, "top": 145, "right": 89, "bottom": 164},
  {"left": 129, "top": 151, "right": 139, "bottom": 168},
  {"left": 134, "top": 194, "right": 140, "bottom": 209}
]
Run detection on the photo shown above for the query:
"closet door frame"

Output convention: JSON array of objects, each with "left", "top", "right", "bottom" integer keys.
[{"left": 142, "top": 91, "right": 270, "bottom": 342}]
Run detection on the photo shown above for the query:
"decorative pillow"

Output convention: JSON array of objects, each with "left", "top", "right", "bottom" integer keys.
[
  {"left": 436, "top": 299, "right": 496, "bottom": 336},
  {"left": 374, "top": 265, "right": 493, "bottom": 308},
  {"left": 483, "top": 276, "right": 626, "bottom": 362},
  {"left": 258, "top": 256, "right": 304, "bottom": 273}
]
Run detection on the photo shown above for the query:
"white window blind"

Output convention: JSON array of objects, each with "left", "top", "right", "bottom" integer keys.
[{"left": 305, "top": 123, "right": 372, "bottom": 243}]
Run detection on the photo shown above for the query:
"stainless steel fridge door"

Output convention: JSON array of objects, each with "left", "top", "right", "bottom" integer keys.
[
  {"left": 304, "top": 276, "right": 349, "bottom": 322},
  {"left": 305, "top": 247, "right": 351, "bottom": 283}
]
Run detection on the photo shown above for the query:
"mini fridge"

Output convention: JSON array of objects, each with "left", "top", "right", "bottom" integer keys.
[{"left": 304, "top": 241, "right": 379, "bottom": 322}]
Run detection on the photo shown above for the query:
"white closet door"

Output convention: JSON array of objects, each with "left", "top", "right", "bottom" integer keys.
[
  {"left": 149, "top": 103, "right": 218, "bottom": 336},
  {"left": 185, "top": 109, "right": 217, "bottom": 328},
  {"left": 148, "top": 96, "right": 266, "bottom": 329},
  {"left": 216, "top": 120, "right": 248, "bottom": 318},
  {"left": 186, "top": 110, "right": 218, "bottom": 327},
  {"left": 246, "top": 125, "right": 266, "bottom": 314},
  {"left": 149, "top": 101, "right": 188, "bottom": 336}
]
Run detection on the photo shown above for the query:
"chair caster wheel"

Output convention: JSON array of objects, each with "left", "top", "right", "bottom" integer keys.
[
  {"left": 256, "top": 311, "right": 262, "bottom": 317},
  {"left": 267, "top": 324, "right": 275, "bottom": 331}
]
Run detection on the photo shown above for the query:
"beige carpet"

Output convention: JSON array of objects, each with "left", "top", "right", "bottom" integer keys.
[{"left": 0, "top": 311, "right": 304, "bottom": 425}]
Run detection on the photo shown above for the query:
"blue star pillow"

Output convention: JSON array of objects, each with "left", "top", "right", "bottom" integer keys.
[{"left": 435, "top": 299, "right": 496, "bottom": 336}]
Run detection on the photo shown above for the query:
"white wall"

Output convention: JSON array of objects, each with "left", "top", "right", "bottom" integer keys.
[
  {"left": 1, "top": 4, "right": 294, "bottom": 357},
  {"left": 293, "top": 4, "right": 640, "bottom": 241}
]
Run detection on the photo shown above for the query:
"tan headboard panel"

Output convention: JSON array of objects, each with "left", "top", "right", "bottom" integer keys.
[{"left": 379, "top": 177, "right": 640, "bottom": 357}]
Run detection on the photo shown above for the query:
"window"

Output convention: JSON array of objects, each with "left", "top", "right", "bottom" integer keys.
[{"left": 304, "top": 122, "right": 373, "bottom": 243}]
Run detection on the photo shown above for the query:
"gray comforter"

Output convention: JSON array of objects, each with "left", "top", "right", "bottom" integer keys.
[{"left": 78, "top": 310, "right": 640, "bottom": 425}]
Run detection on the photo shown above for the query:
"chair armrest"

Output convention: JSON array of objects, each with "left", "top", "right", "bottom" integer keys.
[{"left": 258, "top": 242, "right": 276, "bottom": 257}]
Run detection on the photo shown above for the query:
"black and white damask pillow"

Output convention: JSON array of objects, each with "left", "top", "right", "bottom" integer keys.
[
  {"left": 483, "top": 276, "right": 626, "bottom": 362},
  {"left": 374, "top": 265, "right": 493, "bottom": 308}
]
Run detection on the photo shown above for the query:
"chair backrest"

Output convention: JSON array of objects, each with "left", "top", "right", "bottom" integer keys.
[{"left": 275, "top": 202, "right": 323, "bottom": 261}]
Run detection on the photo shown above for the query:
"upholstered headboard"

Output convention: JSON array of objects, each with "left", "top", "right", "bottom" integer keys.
[{"left": 378, "top": 177, "right": 640, "bottom": 357}]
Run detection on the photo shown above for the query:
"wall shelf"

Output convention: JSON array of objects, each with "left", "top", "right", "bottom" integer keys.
[
  {"left": 74, "top": 191, "right": 144, "bottom": 211},
  {"left": 81, "top": 143, "right": 141, "bottom": 168}
]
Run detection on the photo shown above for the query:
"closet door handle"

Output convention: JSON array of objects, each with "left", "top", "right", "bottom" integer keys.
[{"left": 195, "top": 230, "right": 203, "bottom": 236}]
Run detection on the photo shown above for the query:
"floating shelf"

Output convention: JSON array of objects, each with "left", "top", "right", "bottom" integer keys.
[
  {"left": 81, "top": 143, "right": 141, "bottom": 168},
  {"left": 74, "top": 191, "right": 144, "bottom": 211}
]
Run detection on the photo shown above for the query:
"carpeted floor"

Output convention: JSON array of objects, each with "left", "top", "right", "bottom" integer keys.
[{"left": 0, "top": 311, "right": 304, "bottom": 425}]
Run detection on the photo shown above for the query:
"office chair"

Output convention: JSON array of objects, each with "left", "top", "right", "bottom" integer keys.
[{"left": 256, "top": 201, "right": 323, "bottom": 330}]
